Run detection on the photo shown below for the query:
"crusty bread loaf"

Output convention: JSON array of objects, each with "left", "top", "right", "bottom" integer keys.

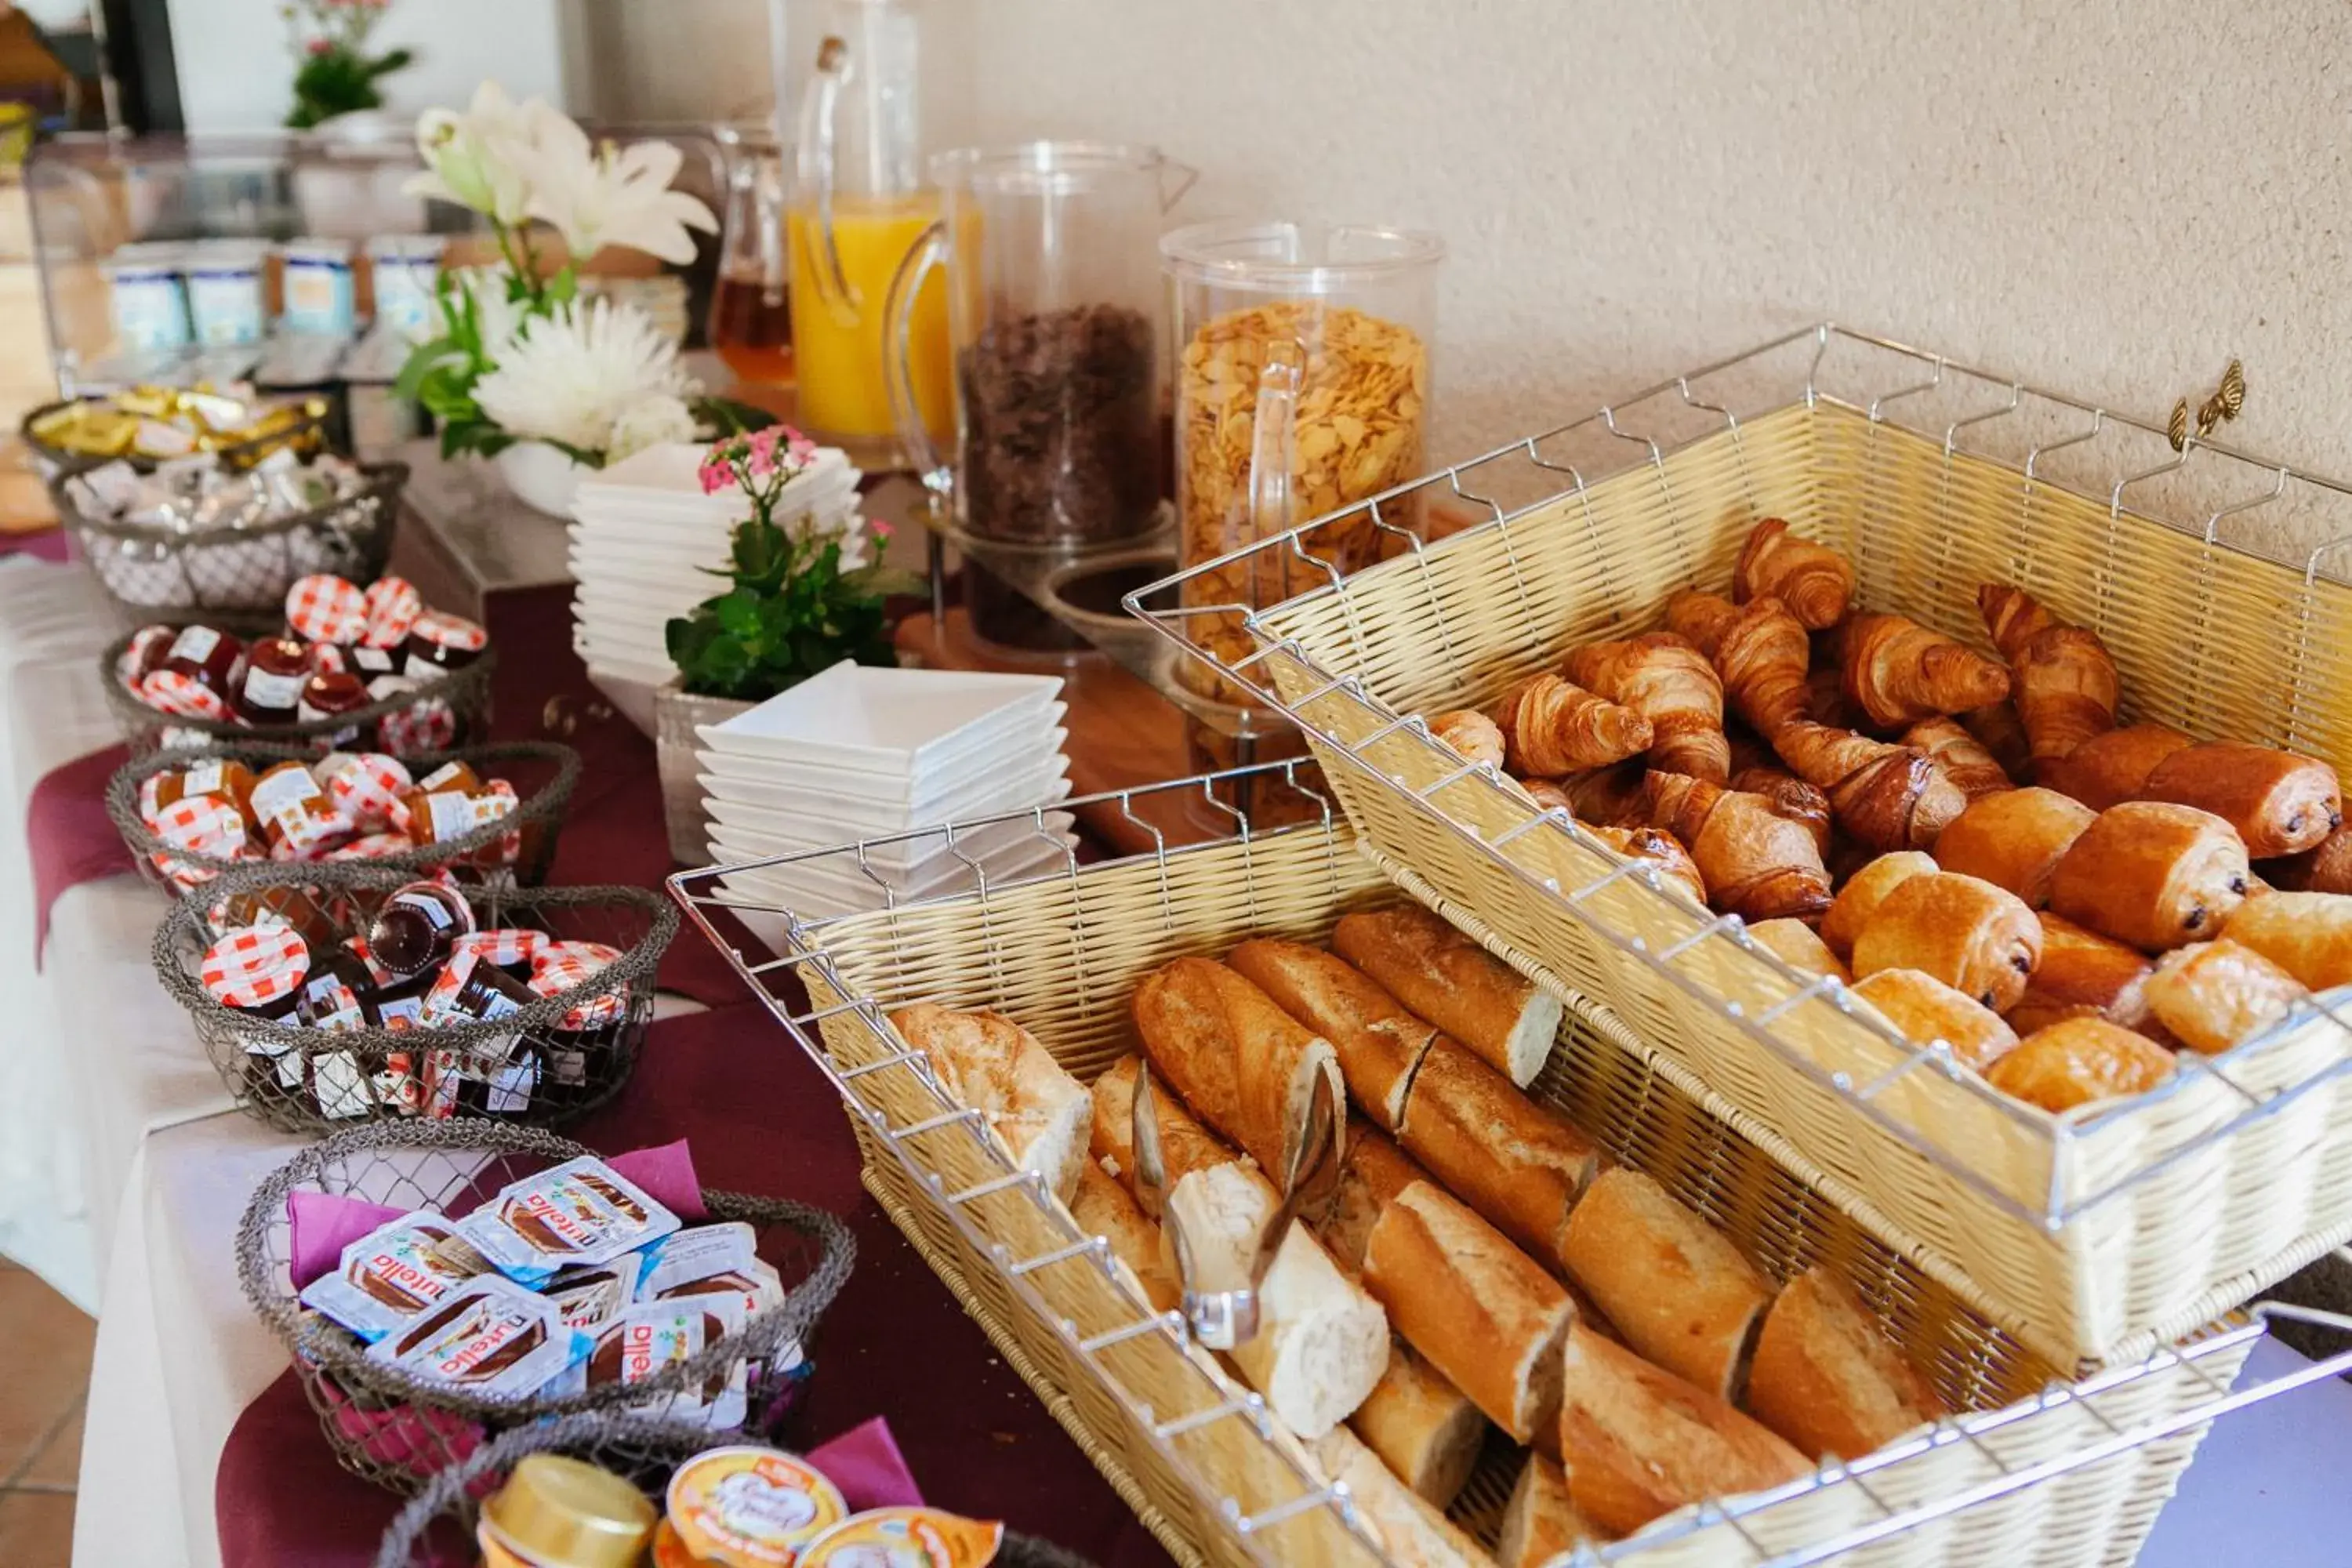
[
  {"left": 1312, "top": 1425, "right": 1497, "bottom": 1568},
  {"left": 888, "top": 1003, "right": 1091, "bottom": 1201},
  {"left": 1554, "top": 1168, "right": 1773, "bottom": 1402},
  {"left": 1498, "top": 1454, "right": 1606, "bottom": 1568},
  {"left": 1313, "top": 1120, "right": 1431, "bottom": 1272},
  {"left": 1395, "top": 1035, "right": 1600, "bottom": 1267},
  {"left": 1333, "top": 905, "right": 1563, "bottom": 1087},
  {"left": 1133, "top": 957, "right": 1346, "bottom": 1178},
  {"left": 1363, "top": 1180, "right": 1573, "bottom": 1444},
  {"left": 1227, "top": 938, "right": 1439, "bottom": 1131},
  {"left": 1069, "top": 1158, "right": 1179, "bottom": 1314},
  {"left": 1163, "top": 1160, "right": 1389, "bottom": 1438},
  {"left": 1087, "top": 1054, "right": 1234, "bottom": 1218},
  {"left": 1349, "top": 1338, "right": 1489, "bottom": 1509},
  {"left": 1744, "top": 1266, "right": 1948, "bottom": 1461}
]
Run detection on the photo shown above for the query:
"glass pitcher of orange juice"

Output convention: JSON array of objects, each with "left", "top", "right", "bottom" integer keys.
[{"left": 789, "top": 0, "right": 949, "bottom": 469}]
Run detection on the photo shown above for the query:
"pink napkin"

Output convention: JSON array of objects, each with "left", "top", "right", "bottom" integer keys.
[
  {"left": 287, "top": 1139, "right": 707, "bottom": 1288},
  {"left": 806, "top": 1417, "right": 923, "bottom": 1510}
]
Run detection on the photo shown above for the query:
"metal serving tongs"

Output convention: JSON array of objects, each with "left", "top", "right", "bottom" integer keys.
[{"left": 1132, "top": 1059, "right": 1343, "bottom": 1350}]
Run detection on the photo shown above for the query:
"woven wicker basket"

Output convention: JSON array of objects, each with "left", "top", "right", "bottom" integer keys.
[
  {"left": 101, "top": 623, "right": 495, "bottom": 757},
  {"left": 107, "top": 740, "right": 582, "bottom": 896},
  {"left": 679, "top": 802, "right": 2266, "bottom": 1568},
  {"left": 371, "top": 1411, "right": 1101, "bottom": 1568},
  {"left": 240, "top": 1123, "right": 855, "bottom": 1494},
  {"left": 157, "top": 864, "right": 675, "bottom": 1134},
  {"left": 57, "top": 459, "right": 405, "bottom": 629}
]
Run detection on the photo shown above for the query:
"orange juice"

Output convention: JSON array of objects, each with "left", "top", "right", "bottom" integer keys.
[{"left": 787, "top": 195, "right": 953, "bottom": 463}]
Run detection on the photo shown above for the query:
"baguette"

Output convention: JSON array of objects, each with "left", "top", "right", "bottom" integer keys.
[
  {"left": 1132, "top": 957, "right": 1346, "bottom": 1177},
  {"left": 1744, "top": 1266, "right": 1947, "bottom": 1461},
  {"left": 1363, "top": 1180, "right": 1574, "bottom": 1444},
  {"left": 1554, "top": 1167, "right": 1773, "bottom": 1401},
  {"left": 1312, "top": 1425, "right": 1496, "bottom": 1568},
  {"left": 2222, "top": 890, "right": 2352, "bottom": 990},
  {"left": 1395, "top": 1034, "right": 1601, "bottom": 1268},
  {"left": 1163, "top": 1160, "right": 1389, "bottom": 1438},
  {"left": 1498, "top": 1455, "right": 1607, "bottom": 1568},
  {"left": 1315, "top": 1120, "right": 1431, "bottom": 1271},
  {"left": 1334, "top": 905, "right": 1563, "bottom": 1087},
  {"left": 1226, "top": 938, "right": 1438, "bottom": 1132},
  {"left": 1069, "top": 1159, "right": 1179, "bottom": 1314},
  {"left": 1555, "top": 1321, "right": 1810, "bottom": 1537},
  {"left": 1350, "top": 1338, "right": 1489, "bottom": 1509},
  {"left": 887, "top": 1004, "right": 1090, "bottom": 1202},
  {"left": 1087, "top": 1054, "right": 1234, "bottom": 1218}
]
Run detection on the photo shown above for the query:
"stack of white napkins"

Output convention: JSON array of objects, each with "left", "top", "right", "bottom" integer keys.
[
  {"left": 568, "top": 440, "right": 864, "bottom": 733},
  {"left": 702, "top": 661, "right": 1076, "bottom": 920}
]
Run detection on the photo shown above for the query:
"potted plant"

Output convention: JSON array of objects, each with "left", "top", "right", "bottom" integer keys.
[
  {"left": 284, "top": 0, "right": 415, "bottom": 131},
  {"left": 654, "top": 424, "right": 920, "bottom": 864}
]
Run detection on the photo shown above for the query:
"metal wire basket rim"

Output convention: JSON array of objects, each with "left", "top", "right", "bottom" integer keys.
[
  {"left": 24, "top": 394, "right": 335, "bottom": 477},
  {"left": 100, "top": 624, "right": 497, "bottom": 746},
  {"left": 107, "top": 739, "right": 583, "bottom": 888},
  {"left": 54, "top": 458, "right": 410, "bottom": 547},
  {"left": 237, "top": 1120, "right": 856, "bottom": 1421},
  {"left": 154, "top": 873, "right": 679, "bottom": 1055}
]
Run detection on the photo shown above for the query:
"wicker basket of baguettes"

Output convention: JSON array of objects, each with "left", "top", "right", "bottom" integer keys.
[
  {"left": 737, "top": 802, "right": 2263, "bottom": 1568},
  {"left": 1170, "top": 394, "right": 2352, "bottom": 1374}
]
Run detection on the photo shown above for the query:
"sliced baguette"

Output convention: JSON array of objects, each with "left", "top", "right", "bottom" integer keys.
[
  {"left": 1227, "top": 938, "right": 1439, "bottom": 1131},
  {"left": 1069, "top": 1158, "right": 1179, "bottom": 1316},
  {"left": 1349, "top": 1338, "right": 1488, "bottom": 1510},
  {"left": 1333, "top": 905, "right": 1563, "bottom": 1086},
  {"left": 1498, "top": 1454, "right": 1607, "bottom": 1568},
  {"left": 1087, "top": 1054, "right": 1235, "bottom": 1218},
  {"left": 1744, "top": 1266, "right": 1948, "bottom": 1461},
  {"left": 1312, "top": 1425, "right": 1497, "bottom": 1568},
  {"left": 1313, "top": 1120, "right": 1432, "bottom": 1272},
  {"left": 1395, "top": 1034, "right": 1599, "bottom": 1266},
  {"left": 1133, "top": 956, "right": 1346, "bottom": 1177},
  {"left": 888, "top": 1003, "right": 1090, "bottom": 1202}
]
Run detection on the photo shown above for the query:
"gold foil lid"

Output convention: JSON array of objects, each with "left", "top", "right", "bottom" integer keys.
[{"left": 480, "top": 1453, "right": 659, "bottom": 1568}]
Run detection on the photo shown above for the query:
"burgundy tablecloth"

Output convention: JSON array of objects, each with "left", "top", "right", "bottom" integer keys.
[
  {"left": 0, "top": 525, "right": 69, "bottom": 562},
  {"left": 214, "top": 999, "right": 1174, "bottom": 1568}
]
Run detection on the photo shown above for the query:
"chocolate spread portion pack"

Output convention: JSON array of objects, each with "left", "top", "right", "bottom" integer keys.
[
  {"left": 543, "top": 1298, "right": 750, "bottom": 1427},
  {"left": 365, "top": 1276, "right": 589, "bottom": 1397},
  {"left": 454, "top": 1155, "right": 681, "bottom": 1288},
  {"left": 297, "top": 1216, "right": 492, "bottom": 1342}
]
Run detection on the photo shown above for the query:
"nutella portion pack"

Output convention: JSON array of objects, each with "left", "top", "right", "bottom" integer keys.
[
  {"left": 298, "top": 1216, "right": 492, "bottom": 1342},
  {"left": 454, "top": 1155, "right": 680, "bottom": 1288},
  {"left": 634, "top": 1222, "right": 786, "bottom": 1319},
  {"left": 545, "top": 1297, "right": 749, "bottom": 1427},
  {"left": 544, "top": 1258, "right": 645, "bottom": 1332},
  {"left": 365, "top": 1276, "right": 589, "bottom": 1398}
]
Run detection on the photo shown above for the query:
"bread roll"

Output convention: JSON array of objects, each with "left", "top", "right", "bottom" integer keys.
[
  {"left": 2139, "top": 742, "right": 2343, "bottom": 859},
  {"left": 2223, "top": 890, "right": 2352, "bottom": 990},
  {"left": 887, "top": 1004, "right": 1091, "bottom": 1202},
  {"left": 2047, "top": 801, "right": 2252, "bottom": 953},
  {"left": 1087, "top": 1055, "right": 1234, "bottom": 1218},
  {"left": 1849, "top": 969, "right": 2018, "bottom": 1072},
  {"left": 1364, "top": 1181, "right": 1573, "bottom": 1444},
  {"left": 1350, "top": 1338, "right": 1488, "bottom": 1509},
  {"left": 1745, "top": 1268, "right": 1946, "bottom": 1463},
  {"left": 1984, "top": 1017, "right": 2177, "bottom": 1112},
  {"left": 1748, "top": 917, "right": 1851, "bottom": 984},
  {"left": 2268, "top": 824, "right": 2352, "bottom": 895},
  {"left": 1849, "top": 872, "right": 2043, "bottom": 1013},
  {"left": 1396, "top": 1035, "right": 1600, "bottom": 1267},
  {"left": 1227, "top": 938, "right": 1438, "bottom": 1131},
  {"left": 2005, "top": 913, "right": 2155, "bottom": 1036},
  {"left": 1070, "top": 1159, "right": 1179, "bottom": 1314},
  {"left": 1820, "top": 851, "right": 1938, "bottom": 959},
  {"left": 2145, "top": 938, "right": 2311, "bottom": 1054},
  {"left": 2038, "top": 724, "right": 2192, "bottom": 810},
  {"left": 1554, "top": 1168, "right": 1773, "bottom": 1402},
  {"left": 1132, "top": 957, "right": 1346, "bottom": 1178},
  {"left": 1931, "top": 787, "right": 2096, "bottom": 909},
  {"left": 1311, "top": 1425, "right": 1496, "bottom": 1568},
  {"left": 1498, "top": 1456, "right": 1606, "bottom": 1568},
  {"left": 1554, "top": 1321, "right": 1810, "bottom": 1537},
  {"left": 1315, "top": 1121, "right": 1430, "bottom": 1271},
  {"left": 1334, "top": 905, "right": 1563, "bottom": 1087},
  {"left": 1163, "top": 1160, "right": 1388, "bottom": 1438}
]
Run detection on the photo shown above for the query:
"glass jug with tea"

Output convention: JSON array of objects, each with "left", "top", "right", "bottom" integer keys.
[{"left": 709, "top": 127, "right": 794, "bottom": 388}]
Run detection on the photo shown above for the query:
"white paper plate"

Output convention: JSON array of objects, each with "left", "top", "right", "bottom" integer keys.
[
  {"left": 691, "top": 663, "right": 1063, "bottom": 777},
  {"left": 695, "top": 728, "right": 1069, "bottom": 811},
  {"left": 702, "top": 786, "right": 1077, "bottom": 873},
  {"left": 698, "top": 748, "right": 1071, "bottom": 833},
  {"left": 696, "top": 697, "right": 1069, "bottom": 782}
]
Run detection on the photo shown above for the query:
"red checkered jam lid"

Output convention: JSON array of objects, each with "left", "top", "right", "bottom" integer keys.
[
  {"left": 361, "top": 577, "right": 423, "bottom": 649},
  {"left": 456, "top": 927, "right": 547, "bottom": 967},
  {"left": 151, "top": 793, "right": 249, "bottom": 856},
  {"left": 529, "top": 958, "right": 624, "bottom": 1028},
  {"left": 409, "top": 610, "right": 488, "bottom": 653},
  {"left": 532, "top": 940, "right": 622, "bottom": 977},
  {"left": 139, "top": 668, "right": 230, "bottom": 721},
  {"left": 325, "top": 752, "right": 412, "bottom": 824},
  {"left": 284, "top": 574, "right": 368, "bottom": 646},
  {"left": 199, "top": 924, "right": 311, "bottom": 1008},
  {"left": 378, "top": 699, "right": 457, "bottom": 753},
  {"left": 326, "top": 832, "right": 413, "bottom": 860}
]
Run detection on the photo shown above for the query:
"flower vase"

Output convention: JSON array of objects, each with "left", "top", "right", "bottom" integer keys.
[
  {"left": 495, "top": 441, "right": 594, "bottom": 517},
  {"left": 655, "top": 682, "right": 753, "bottom": 866}
]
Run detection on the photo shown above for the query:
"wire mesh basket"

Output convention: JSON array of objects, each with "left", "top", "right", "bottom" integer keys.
[
  {"left": 239, "top": 1122, "right": 856, "bottom": 1494},
  {"left": 1126, "top": 324, "right": 2352, "bottom": 1374},
  {"left": 670, "top": 764, "right": 2352, "bottom": 1568},
  {"left": 107, "top": 741, "right": 583, "bottom": 896},
  {"left": 371, "top": 1411, "right": 1102, "bottom": 1568},
  {"left": 58, "top": 459, "right": 405, "bottom": 629},
  {"left": 102, "top": 623, "right": 495, "bottom": 757},
  {"left": 157, "top": 863, "right": 676, "bottom": 1134}
]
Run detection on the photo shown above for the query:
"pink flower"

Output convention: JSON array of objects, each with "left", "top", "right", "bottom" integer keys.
[
  {"left": 742, "top": 425, "right": 782, "bottom": 481},
  {"left": 786, "top": 431, "right": 818, "bottom": 470},
  {"left": 697, "top": 453, "right": 736, "bottom": 495},
  {"left": 307, "top": 36, "right": 334, "bottom": 53},
  {"left": 869, "top": 520, "right": 895, "bottom": 542}
]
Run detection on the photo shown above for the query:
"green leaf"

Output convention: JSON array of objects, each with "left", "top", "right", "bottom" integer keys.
[{"left": 546, "top": 267, "right": 579, "bottom": 307}]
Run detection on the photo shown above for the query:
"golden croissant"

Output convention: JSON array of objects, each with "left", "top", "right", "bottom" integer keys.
[
  {"left": 1838, "top": 613, "right": 2011, "bottom": 728},
  {"left": 1564, "top": 632, "right": 1730, "bottom": 783},
  {"left": 1734, "top": 518, "right": 1856, "bottom": 630},
  {"left": 1492, "top": 674, "right": 1653, "bottom": 776}
]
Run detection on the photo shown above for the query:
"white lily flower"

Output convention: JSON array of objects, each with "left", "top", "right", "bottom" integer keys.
[
  {"left": 472, "top": 296, "right": 701, "bottom": 458},
  {"left": 510, "top": 114, "right": 719, "bottom": 266},
  {"left": 401, "top": 80, "right": 551, "bottom": 224}
]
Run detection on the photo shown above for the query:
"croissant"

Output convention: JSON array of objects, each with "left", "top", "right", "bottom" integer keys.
[
  {"left": 1977, "top": 584, "right": 2058, "bottom": 662},
  {"left": 1748, "top": 918, "right": 1849, "bottom": 984},
  {"left": 1704, "top": 595, "right": 1813, "bottom": 737},
  {"left": 1838, "top": 615, "right": 2012, "bottom": 728},
  {"left": 1565, "top": 633, "right": 1730, "bottom": 783},
  {"left": 1903, "top": 717, "right": 2013, "bottom": 800},
  {"left": 2221, "top": 891, "right": 2352, "bottom": 991},
  {"left": 1849, "top": 968, "right": 2018, "bottom": 1071},
  {"left": 2144, "top": 938, "right": 2310, "bottom": 1054},
  {"left": 1985, "top": 1017, "right": 2176, "bottom": 1112},
  {"left": 1804, "top": 664, "right": 1861, "bottom": 729},
  {"left": 1961, "top": 701, "right": 2036, "bottom": 784},
  {"left": 2038, "top": 724, "right": 2192, "bottom": 811},
  {"left": 1663, "top": 587, "right": 1740, "bottom": 659},
  {"left": 1519, "top": 777, "right": 1573, "bottom": 815},
  {"left": 2006, "top": 913, "right": 2156, "bottom": 1037},
  {"left": 1429, "top": 709, "right": 1506, "bottom": 771},
  {"left": 1729, "top": 765, "right": 1832, "bottom": 855},
  {"left": 1773, "top": 720, "right": 1969, "bottom": 854},
  {"left": 2137, "top": 742, "right": 2344, "bottom": 859},
  {"left": 1591, "top": 824, "right": 1708, "bottom": 908},
  {"left": 1556, "top": 761, "right": 1650, "bottom": 828},
  {"left": 2268, "top": 825, "right": 2352, "bottom": 895},
  {"left": 1494, "top": 675, "right": 1654, "bottom": 776},
  {"left": 1735, "top": 517, "right": 1855, "bottom": 630},
  {"left": 1819, "top": 851, "right": 1939, "bottom": 960},
  {"left": 1639, "top": 771, "right": 1832, "bottom": 923},
  {"left": 1931, "top": 787, "right": 2096, "bottom": 909},
  {"left": 2046, "top": 801, "right": 2252, "bottom": 953},
  {"left": 1850, "top": 872, "right": 2044, "bottom": 1012}
]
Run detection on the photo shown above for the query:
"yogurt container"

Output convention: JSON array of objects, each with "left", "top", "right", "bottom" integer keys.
[
  {"left": 184, "top": 239, "right": 271, "bottom": 346},
  {"left": 103, "top": 241, "right": 191, "bottom": 354},
  {"left": 366, "top": 233, "right": 447, "bottom": 339},
  {"left": 280, "top": 236, "right": 357, "bottom": 336}
]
